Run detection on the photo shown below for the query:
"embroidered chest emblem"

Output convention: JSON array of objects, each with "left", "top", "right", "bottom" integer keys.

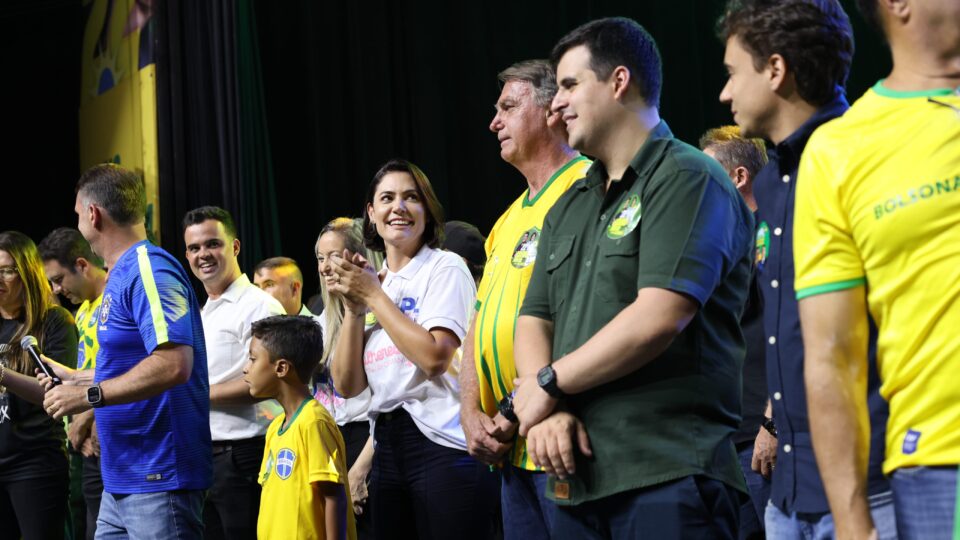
[
  {"left": 511, "top": 227, "right": 541, "bottom": 269},
  {"left": 276, "top": 448, "right": 296, "bottom": 480},
  {"left": 755, "top": 221, "right": 770, "bottom": 270},
  {"left": 606, "top": 195, "right": 642, "bottom": 239},
  {"left": 99, "top": 294, "right": 113, "bottom": 325}
]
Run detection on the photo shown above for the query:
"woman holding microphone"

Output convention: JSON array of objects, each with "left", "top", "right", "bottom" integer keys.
[{"left": 330, "top": 160, "right": 497, "bottom": 539}]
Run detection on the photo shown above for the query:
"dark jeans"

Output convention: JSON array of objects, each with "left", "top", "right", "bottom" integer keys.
[
  {"left": 202, "top": 436, "right": 264, "bottom": 540},
  {"left": 737, "top": 444, "right": 770, "bottom": 540},
  {"left": 501, "top": 465, "right": 555, "bottom": 540},
  {"left": 551, "top": 475, "right": 740, "bottom": 540},
  {"left": 0, "top": 471, "right": 69, "bottom": 540},
  {"left": 369, "top": 408, "right": 499, "bottom": 540},
  {"left": 340, "top": 420, "right": 375, "bottom": 540},
  {"left": 82, "top": 455, "right": 104, "bottom": 540}
]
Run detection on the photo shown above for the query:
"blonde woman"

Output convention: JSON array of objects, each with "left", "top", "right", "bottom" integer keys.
[{"left": 0, "top": 231, "right": 77, "bottom": 539}]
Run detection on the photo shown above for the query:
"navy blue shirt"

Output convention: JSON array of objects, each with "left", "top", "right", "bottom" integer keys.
[{"left": 754, "top": 96, "right": 889, "bottom": 514}]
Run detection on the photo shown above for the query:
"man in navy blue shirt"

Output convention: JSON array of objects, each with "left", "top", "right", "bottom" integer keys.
[
  {"left": 42, "top": 164, "right": 211, "bottom": 540},
  {"left": 717, "top": 1, "right": 896, "bottom": 538}
]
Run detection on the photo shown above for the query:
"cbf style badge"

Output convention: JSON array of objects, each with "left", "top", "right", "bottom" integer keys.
[
  {"left": 99, "top": 294, "right": 113, "bottom": 324},
  {"left": 511, "top": 227, "right": 541, "bottom": 268},
  {"left": 276, "top": 448, "right": 296, "bottom": 480},
  {"left": 755, "top": 222, "right": 770, "bottom": 270},
  {"left": 606, "top": 195, "right": 642, "bottom": 239}
]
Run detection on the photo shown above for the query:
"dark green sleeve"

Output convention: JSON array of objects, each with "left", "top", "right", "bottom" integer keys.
[
  {"left": 636, "top": 170, "right": 749, "bottom": 306},
  {"left": 518, "top": 209, "right": 555, "bottom": 321},
  {"left": 41, "top": 306, "right": 78, "bottom": 369}
]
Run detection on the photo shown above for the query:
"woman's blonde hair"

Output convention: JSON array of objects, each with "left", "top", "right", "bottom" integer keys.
[
  {"left": 315, "top": 218, "right": 366, "bottom": 371},
  {"left": 0, "top": 231, "right": 56, "bottom": 374}
]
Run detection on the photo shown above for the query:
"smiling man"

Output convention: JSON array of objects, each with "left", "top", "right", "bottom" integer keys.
[
  {"left": 510, "top": 18, "right": 754, "bottom": 538},
  {"left": 182, "top": 206, "right": 285, "bottom": 540}
]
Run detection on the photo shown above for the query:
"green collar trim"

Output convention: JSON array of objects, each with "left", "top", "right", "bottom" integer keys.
[
  {"left": 278, "top": 397, "right": 313, "bottom": 436},
  {"left": 872, "top": 80, "right": 956, "bottom": 99},
  {"left": 523, "top": 156, "right": 590, "bottom": 208}
]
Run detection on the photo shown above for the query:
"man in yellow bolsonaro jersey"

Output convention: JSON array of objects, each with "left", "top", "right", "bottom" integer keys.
[
  {"left": 795, "top": 1, "right": 960, "bottom": 538},
  {"left": 458, "top": 58, "right": 590, "bottom": 539}
]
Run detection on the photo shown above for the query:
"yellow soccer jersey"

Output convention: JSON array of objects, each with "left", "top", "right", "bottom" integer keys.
[
  {"left": 76, "top": 295, "right": 102, "bottom": 370},
  {"left": 794, "top": 82, "right": 960, "bottom": 473},
  {"left": 474, "top": 156, "right": 591, "bottom": 470},
  {"left": 258, "top": 398, "right": 356, "bottom": 540}
]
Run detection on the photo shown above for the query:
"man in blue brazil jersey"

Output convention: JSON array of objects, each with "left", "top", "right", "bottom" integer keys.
[{"left": 42, "top": 164, "right": 211, "bottom": 540}]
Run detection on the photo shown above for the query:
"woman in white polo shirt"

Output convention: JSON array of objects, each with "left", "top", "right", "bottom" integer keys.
[{"left": 330, "top": 160, "right": 498, "bottom": 540}]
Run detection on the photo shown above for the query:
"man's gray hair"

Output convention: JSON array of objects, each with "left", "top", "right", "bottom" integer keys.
[{"left": 497, "top": 59, "right": 557, "bottom": 109}]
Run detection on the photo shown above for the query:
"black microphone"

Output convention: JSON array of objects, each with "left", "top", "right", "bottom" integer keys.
[{"left": 20, "top": 335, "right": 62, "bottom": 386}]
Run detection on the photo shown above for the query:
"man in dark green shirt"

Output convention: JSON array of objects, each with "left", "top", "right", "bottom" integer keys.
[{"left": 511, "top": 17, "right": 754, "bottom": 538}]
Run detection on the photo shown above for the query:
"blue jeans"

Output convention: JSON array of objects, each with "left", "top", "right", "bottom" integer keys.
[
  {"left": 890, "top": 466, "right": 958, "bottom": 540},
  {"left": 737, "top": 446, "right": 770, "bottom": 540},
  {"left": 95, "top": 490, "right": 204, "bottom": 540},
  {"left": 550, "top": 475, "right": 740, "bottom": 540},
  {"left": 501, "top": 465, "right": 556, "bottom": 540},
  {"left": 764, "top": 490, "right": 898, "bottom": 540}
]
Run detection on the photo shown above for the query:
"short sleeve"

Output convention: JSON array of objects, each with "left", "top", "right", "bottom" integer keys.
[
  {"left": 41, "top": 306, "right": 78, "bottom": 369},
  {"left": 517, "top": 212, "right": 554, "bottom": 320},
  {"left": 794, "top": 136, "right": 866, "bottom": 299},
  {"left": 417, "top": 255, "right": 476, "bottom": 341},
  {"left": 306, "top": 417, "right": 347, "bottom": 485},
  {"left": 636, "top": 170, "right": 751, "bottom": 306},
  {"left": 131, "top": 258, "right": 195, "bottom": 353}
]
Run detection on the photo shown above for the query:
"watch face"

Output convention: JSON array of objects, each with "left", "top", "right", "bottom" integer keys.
[
  {"left": 537, "top": 367, "right": 552, "bottom": 386},
  {"left": 87, "top": 386, "right": 101, "bottom": 403}
]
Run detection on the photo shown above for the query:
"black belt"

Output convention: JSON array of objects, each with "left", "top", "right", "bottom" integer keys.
[{"left": 212, "top": 436, "right": 265, "bottom": 456}]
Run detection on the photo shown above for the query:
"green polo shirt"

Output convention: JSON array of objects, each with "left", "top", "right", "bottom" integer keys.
[{"left": 519, "top": 121, "right": 754, "bottom": 505}]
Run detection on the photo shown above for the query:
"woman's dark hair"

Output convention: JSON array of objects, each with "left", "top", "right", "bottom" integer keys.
[
  {"left": 362, "top": 159, "right": 445, "bottom": 253},
  {"left": 718, "top": 0, "right": 854, "bottom": 107}
]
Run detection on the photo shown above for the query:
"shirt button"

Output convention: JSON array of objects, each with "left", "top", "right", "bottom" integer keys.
[
  {"left": 768, "top": 336, "right": 777, "bottom": 345},
  {"left": 782, "top": 174, "right": 791, "bottom": 183},
  {"left": 600, "top": 214, "right": 607, "bottom": 221},
  {"left": 774, "top": 392, "right": 782, "bottom": 400},
  {"left": 549, "top": 254, "right": 555, "bottom": 260},
  {"left": 784, "top": 444, "right": 792, "bottom": 453},
  {"left": 771, "top": 280, "right": 779, "bottom": 288},
  {"left": 774, "top": 227, "right": 782, "bottom": 236},
  {"left": 585, "top": 260, "right": 592, "bottom": 268}
]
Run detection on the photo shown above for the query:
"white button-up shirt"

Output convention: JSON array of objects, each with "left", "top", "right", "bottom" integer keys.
[{"left": 202, "top": 274, "right": 285, "bottom": 441}]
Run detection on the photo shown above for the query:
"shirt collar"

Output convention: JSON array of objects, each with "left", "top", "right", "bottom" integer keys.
[
  {"left": 384, "top": 244, "right": 430, "bottom": 281},
  {"left": 217, "top": 273, "right": 253, "bottom": 303},
  {"left": 579, "top": 120, "right": 675, "bottom": 191},
  {"left": 776, "top": 95, "right": 849, "bottom": 166}
]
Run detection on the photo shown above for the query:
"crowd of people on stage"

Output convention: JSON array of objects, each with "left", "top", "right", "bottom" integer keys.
[{"left": 1, "top": 0, "right": 958, "bottom": 538}]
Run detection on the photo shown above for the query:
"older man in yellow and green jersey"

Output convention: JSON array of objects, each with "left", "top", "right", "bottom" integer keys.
[{"left": 459, "top": 59, "right": 589, "bottom": 540}]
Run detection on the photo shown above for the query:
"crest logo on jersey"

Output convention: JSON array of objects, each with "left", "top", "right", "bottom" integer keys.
[
  {"left": 99, "top": 294, "right": 113, "bottom": 324},
  {"left": 276, "top": 448, "right": 296, "bottom": 480},
  {"left": 511, "top": 227, "right": 541, "bottom": 269},
  {"left": 606, "top": 195, "right": 642, "bottom": 239},
  {"left": 755, "top": 222, "right": 770, "bottom": 270}
]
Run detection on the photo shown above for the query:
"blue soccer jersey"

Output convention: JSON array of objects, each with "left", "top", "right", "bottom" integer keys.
[{"left": 95, "top": 241, "right": 212, "bottom": 494}]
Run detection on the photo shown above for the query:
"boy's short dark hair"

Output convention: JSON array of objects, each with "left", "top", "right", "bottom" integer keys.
[
  {"left": 550, "top": 17, "right": 663, "bottom": 108},
  {"left": 38, "top": 227, "right": 104, "bottom": 270},
  {"left": 182, "top": 205, "right": 238, "bottom": 238},
  {"left": 251, "top": 315, "right": 323, "bottom": 383},
  {"left": 718, "top": 0, "right": 854, "bottom": 107}
]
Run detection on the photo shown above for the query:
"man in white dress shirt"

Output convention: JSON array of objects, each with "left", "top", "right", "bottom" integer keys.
[{"left": 182, "top": 206, "right": 285, "bottom": 540}]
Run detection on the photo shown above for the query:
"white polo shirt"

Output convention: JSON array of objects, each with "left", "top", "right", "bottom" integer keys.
[
  {"left": 315, "top": 311, "right": 373, "bottom": 426},
  {"left": 202, "top": 274, "right": 285, "bottom": 441},
  {"left": 363, "top": 245, "right": 475, "bottom": 450}
]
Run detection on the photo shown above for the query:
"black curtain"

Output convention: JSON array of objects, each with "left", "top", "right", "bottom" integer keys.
[
  {"left": 252, "top": 0, "right": 891, "bottom": 301},
  {"left": 155, "top": 0, "right": 279, "bottom": 286}
]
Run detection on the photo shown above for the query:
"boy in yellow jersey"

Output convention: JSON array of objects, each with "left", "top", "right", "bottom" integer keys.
[
  {"left": 795, "top": 1, "right": 960, "bottom": 539},
  {"left": 244, "top": 315, "right": 355, "bottom": 540},
  {"left": 39, "top": 227, "right": 107, "bottom": 540},
  {"left": 459, "top": 58, "right": 589, "bottom": 539}
]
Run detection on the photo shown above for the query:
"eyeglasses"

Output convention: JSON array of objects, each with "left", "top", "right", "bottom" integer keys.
[{"left": 0, "top": 266, "right": 20, "bottom": 281}]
